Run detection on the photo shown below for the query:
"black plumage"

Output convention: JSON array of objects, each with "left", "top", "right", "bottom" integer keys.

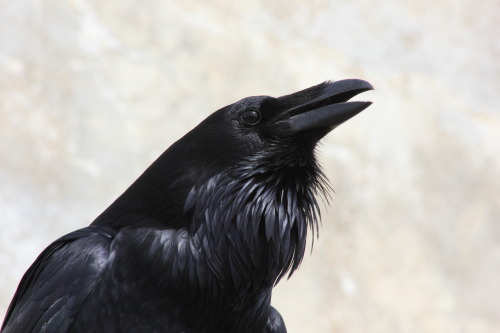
[{"left": 2, "top": 79, "right": 373, "bottom": 333}]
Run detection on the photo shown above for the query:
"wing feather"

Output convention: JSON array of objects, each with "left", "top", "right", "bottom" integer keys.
[{"left": 1, "top": 226, "right": 116, "bottom": 333}]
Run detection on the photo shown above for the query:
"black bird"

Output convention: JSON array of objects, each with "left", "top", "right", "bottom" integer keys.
[{"left": 2, "top": 79, "right": 373, "bottom": 333}]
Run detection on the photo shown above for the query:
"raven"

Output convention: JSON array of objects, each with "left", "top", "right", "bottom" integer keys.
[{"left": 2, "top": 79, "right": 373, "bottom": 333}]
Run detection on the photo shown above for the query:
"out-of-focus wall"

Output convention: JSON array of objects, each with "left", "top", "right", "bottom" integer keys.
[{"left": 1, "top": 1, "right": 498, "bottom": 332}]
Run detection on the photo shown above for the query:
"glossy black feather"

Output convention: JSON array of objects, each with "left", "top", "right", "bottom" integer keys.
[
  {"left": 2, "top": 79, "right": 372, "bottom": 333},
  {"left": 2, "top": 226, "right": 116, "bottom": 332}
]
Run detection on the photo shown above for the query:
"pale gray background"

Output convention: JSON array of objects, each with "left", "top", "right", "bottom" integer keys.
[{"left": 1, "top": 1, "right": 499, "bottom": 332}]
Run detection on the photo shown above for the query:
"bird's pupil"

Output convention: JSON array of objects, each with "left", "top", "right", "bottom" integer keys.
[{"left": 241, "top": 110, "right": 261, "bottom": 125}]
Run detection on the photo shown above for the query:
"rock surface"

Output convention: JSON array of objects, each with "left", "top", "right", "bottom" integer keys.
[{"left": 0, "top": 1, "right": 499, "bottom": 332}]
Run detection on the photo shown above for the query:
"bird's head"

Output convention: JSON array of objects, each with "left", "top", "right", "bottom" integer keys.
[{"left": 175, "top": 79, "right": 373, "bottom": 177}]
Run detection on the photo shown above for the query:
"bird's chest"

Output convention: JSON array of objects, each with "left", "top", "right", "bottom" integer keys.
[
  {"left": 90, "top": 229, "right": 274, "bottom": 332},
  {"left": 82, "top": 269, "right": 271, "bottom": 333}
]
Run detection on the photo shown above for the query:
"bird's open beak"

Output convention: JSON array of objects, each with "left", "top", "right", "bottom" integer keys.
[{"left": 272, "top": 79, "right": 373, "bottom": 137}]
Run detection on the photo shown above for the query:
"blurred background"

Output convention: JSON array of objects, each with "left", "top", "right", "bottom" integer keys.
[{"left": 0, "top": 0, "right": 499, "bottom": 332}]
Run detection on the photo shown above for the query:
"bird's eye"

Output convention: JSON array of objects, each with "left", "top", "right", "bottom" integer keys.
[{"left": 240, "top": 109, "right": 261, "bottom": 126}]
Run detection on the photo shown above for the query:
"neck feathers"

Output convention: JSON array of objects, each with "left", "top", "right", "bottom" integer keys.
[{"left": 183, "top": 156, "right": 328, "bottom": 289}]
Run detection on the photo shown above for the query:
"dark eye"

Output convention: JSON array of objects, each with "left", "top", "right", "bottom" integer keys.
[{"left": 240, "top": 109, "right": 261, "bottom": 125}]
